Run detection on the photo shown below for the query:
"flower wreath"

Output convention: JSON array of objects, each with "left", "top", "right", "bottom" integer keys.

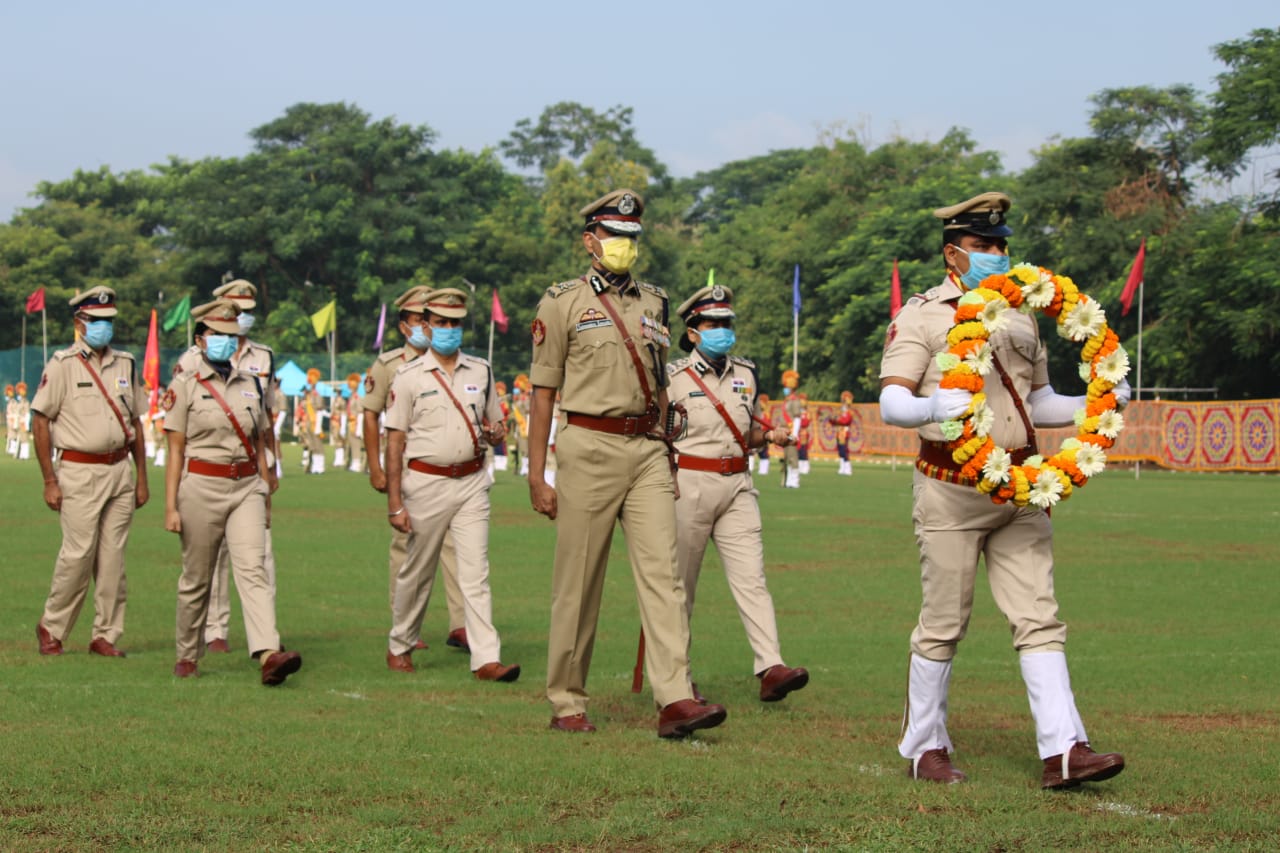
[{"left": 936, "top": 264, "right": 1129, "bottom": 509}]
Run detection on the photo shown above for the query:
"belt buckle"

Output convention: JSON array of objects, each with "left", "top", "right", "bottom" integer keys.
[
  {"left": 231, "top": 465, "right": 241, "bottom": 481},
  {"left": 621, "top": 417, "right": 638, "bottom": 436},
  {"left": 718, "top": 457, "right": 733, "bottom": 475},
  {"left": 447, "top": 463, "right": 461, "bottom": 477}
]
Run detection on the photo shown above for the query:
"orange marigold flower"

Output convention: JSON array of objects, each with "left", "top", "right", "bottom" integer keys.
[{"left": 1086, "top": 393, "right": 1117, "bottom": 417}]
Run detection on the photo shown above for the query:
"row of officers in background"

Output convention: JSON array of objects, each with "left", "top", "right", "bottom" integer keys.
[{"left": 24, "top": 188, "right": 1124, "bottom": 791}]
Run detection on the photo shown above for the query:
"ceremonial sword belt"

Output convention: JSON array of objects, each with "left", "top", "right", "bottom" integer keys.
[
  {"left": 676, "top": 452, "right": 748, "bottom": 475},
  {"left": 61, "top": 448, "right": 130, "bottom": 465},
  {"left": 408, "top": 454, "right": 486, "bottom": 478}
]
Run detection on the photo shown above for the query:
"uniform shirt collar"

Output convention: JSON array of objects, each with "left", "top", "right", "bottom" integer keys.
[
  {"left": 938, "top": 275, "right": 965, "bottom": 303},
  {"left": 74, "top": 340, "right": 115, "bottom": 364},
  {"left": 691, "top": 347, "right": 728, "bottom": 378}
]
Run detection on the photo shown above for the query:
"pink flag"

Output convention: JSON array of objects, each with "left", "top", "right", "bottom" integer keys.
[
  {"left": 890, "top": 259, "right": 902, "bottom": 318},
  {"left": 492, "top": 289, "right": 509, "bottom": 333},
  {"left": 1120, "top": 239, "right": 1145, "bottom": 317},
  {"left": 26, "top": 286, "right": 45, "bottom": 314},
  {"left": 372, "top": 303, "right": 387, "bottom": 350}
]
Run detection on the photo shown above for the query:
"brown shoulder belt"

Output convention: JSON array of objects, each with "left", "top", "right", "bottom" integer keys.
[
  {"left": 196, "top": 375, "right": 258, "bottom": 466},
  {"left": 76, "top": 352, "right": 132, "bottom": 447},
  {"left": 682, "top": 364, "right": 749, "bottom": 456}
]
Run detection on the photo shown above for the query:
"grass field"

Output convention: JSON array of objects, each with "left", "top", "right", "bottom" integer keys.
[{"left": 1, "top": 447, "right": 1278, "bottom": 851}]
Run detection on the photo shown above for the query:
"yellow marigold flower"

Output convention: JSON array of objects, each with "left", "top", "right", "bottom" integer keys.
[{"left": 946, "top": 321, "right": 988, "bottom": 348}]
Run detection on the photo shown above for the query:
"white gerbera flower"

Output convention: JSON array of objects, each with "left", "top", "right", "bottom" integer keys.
[
  {"left": 971, "top": 398, "right": 995, "bottom": 438},
  {"left": 1060, "top": 298, "right": 1106, "bottom": 342},
  {"left": 1075, "top": 445, "right": 1107, "bottom": 477},
  {"left": 1020, "top": 269, "right": 1056, "bottom": 309},
  {"left": 1095, "top": 347, "right": 1130, "bottom": 384},
  {"left": 1028, "top": 468, "right": 1065, "bottom": 509},
  {"left": 1096, "top": 409, "right": 1124, "bottom": 439},
  {"left": 982, "top": 446, "right": 1012, "bottom": 484},
  {"left": 979, "top": 297, "right": 1011, "bottom": 333},
  {"left": 963, "top": 342, "right": 994, "bottom": 376}
]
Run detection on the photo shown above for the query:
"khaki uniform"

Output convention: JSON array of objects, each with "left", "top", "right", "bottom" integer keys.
[
  {"left": 365, "top": 347, "right": 464, "bottom": 628},
  {"left": 344, "top": 392, "right": 365, "bottom": 470},
  {"left": 669, "top": 351, "right": 785, "bottom": 675},
  {"left": 302, "top": 388, "right": 325, "bottom": 458},
  {"left": 782, "top": 396, "right": 803, "bottom": 477},
  {"left": 178, "top": 341, "right": 278, "bottom": 646},
  {"left": 512, "top": 395, "right": 530, "bottom": 473},
  {"left": 165, "top": 362, "right": 279, "bottom": 661},
  {"left": 531, "top": 270, "right": 693, "bottom": 716},
  {"left": 12, "top": 395, "right": 33, "bottom": 457},
  {"left": 32, "top": 343, "right": 146, "bottom": 645},
  {"left": 384, "top": 350, "right": 503, "bottom": 668},
  {"left": 881, "top": 275, "right": 1062, "bottom": 659}
]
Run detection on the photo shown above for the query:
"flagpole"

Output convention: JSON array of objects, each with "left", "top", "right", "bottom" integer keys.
[
  {"left": 21, "top": 312, "right": 27, "bottom": 384},
  {"left": 792, "top": 312, "right": 798, "bottom": 374},
  {"left": 186, "top": 316, "right": 192, "bottom": 349},
  {"left": 488, "top": 315, "right": 495, "bottom": 366},
  {"left": 1133, "top": 273, "right": 1144, "bottom": 482},
  {"left": 42, "top": 306, "right": 48, "bottom": 365}
]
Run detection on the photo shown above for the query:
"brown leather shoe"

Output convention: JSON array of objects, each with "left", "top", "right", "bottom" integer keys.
[
  {"left": 413, "top": 639, "right": 429, "bottom": 650},
  {"left": 174, "top": 659, "right": 198, "bottom": 678},
  {"left": 207, "top": 638, "right": 231, "bottom": 654},
  {"left": 36, "top": 622, "right": 63, "bottom": 656},
  {"left": 260, "top": 650, "right": 303, "bottom": 686},
  {"left": 1042, "top": 742, "right": 1125, "bottom": 789},
  {"left": 88, "top": 637, "right": 126, "bottom": 658},
  {"left": 658, "top": 698, "right": 727, "bottom": 739},
  {"left": 758, "top": 664, "right": 809, "bottom": 702},
  {"left": 691, "top": 681, "right": 707, "bottom": 704},
  {"left": 387, "top": 650, "right": 415, "bottom": 673},
  {"left": 907, "top": 748, "right": 967, "bottom": 784},
  {"left": 474, "top": 661, "right": 521, "bottom": 682},
  {"left": 550, "top": 713, "right": 597, "bottom": 733},
  {"left": 446, "top": 627, "right": 470, "bottom": 651}
]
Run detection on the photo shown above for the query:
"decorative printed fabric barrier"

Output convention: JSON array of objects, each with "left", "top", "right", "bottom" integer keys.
[{"left": 761, "top": 400, "right": 1278, "bottom": 473}]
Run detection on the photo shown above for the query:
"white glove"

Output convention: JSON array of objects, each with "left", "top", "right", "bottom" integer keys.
[
  {"left": 880, "top": 384, "right": 972, "bottom": 428},
  {"left": 1028, "top": 385, "right": 1085, "bottom": 428},
  {"left": 1113, "top": 379, "right": 1132, "bottom": 410}
]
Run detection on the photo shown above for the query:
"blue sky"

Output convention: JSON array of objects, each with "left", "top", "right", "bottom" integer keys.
[{"left": 2, "top": 1, "right": 1275, "bottom": 221}]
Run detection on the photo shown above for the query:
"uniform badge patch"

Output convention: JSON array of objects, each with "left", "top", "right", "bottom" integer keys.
[
  {"left": 117, "top": 377, "right": 130, "bottom": 388},
  {"left": 389, "top": 390, "right": 396, "bottom": 406},
  {"left": 39, "top": 374, "right": 49, "bottom": 389},
  {"left": 365, "top": 375, "right": 375, "bottom": 393},
  {"left": 161, "top": 388, "right": 176, "bottom": 412},
  {"left": 531, "top": 318, "right": 546, "bottom": 345},
  {"left": 884, "top": 323, "right": 898, "bottom": 350},
  {"left": 464, "top": 384, "right": 480, "bottom": 393},
  {"left": 576, "top": 308, "right": 611, "bottom": 332}
]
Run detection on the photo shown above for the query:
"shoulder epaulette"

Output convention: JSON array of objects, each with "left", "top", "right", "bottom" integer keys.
[
  {"left": 377, "top": 348, "right": 405, "bottom": 365},
  {"left": 51, "top": 347, "right": 79, "bottom": 361},
  {"left": 248, "top": 339, "right": 275, "bottom": 354},
  {"left": 637, "top": 281, "right": 667, "bottom": 299},
  {"left": 666, "top": 356, "right": 691, "bottom": 375},
  {"left": 546, "top": 278, "right": 586, "bottom": 298},
  {"left": 729, "top": 355, "right": 756, "bottom": 369}
]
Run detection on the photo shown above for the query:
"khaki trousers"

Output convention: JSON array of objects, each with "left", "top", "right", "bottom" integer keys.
[
  {"left": 41, "top": 458, "right": 135, "bottom": 644},
  {"left": 547, "top": 425, "right": 692, "bottom": 717},
  {"left": 909, "top": 470, "right": 1066, "bottom": 661},
  {"left": 175, "top": 470, "right": 279, "bottom": 661},
  {"left": 390, "top": 469, "right": 501, "bottom": 669},
  {"left": 387, "top": 529, "right": 464, "bottom": 631},
  {"left": 204, "top": 531, "right": 277, "bottom": 644},
  {"left": 676, "top": 470, "right": 783, "bottom": 676}
]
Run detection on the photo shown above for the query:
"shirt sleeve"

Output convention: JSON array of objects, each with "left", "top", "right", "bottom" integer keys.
[
  {"left": 383, "top": 368, "right": 411, "bottom": 432},
  {"left": 529, "top": 294, "right": 566, "bottom": 389},
  {"left": 164, "top": 377, "right": 191, "bottom": 435},
  {"left": 482, "top": 368, "right": 501, "bottom": 425},
  {"left": 879, "top": 306, "right": 933, "bottom": 384},
  {"left": 30, "top": 359, "right": 65, "bottom": 419}
]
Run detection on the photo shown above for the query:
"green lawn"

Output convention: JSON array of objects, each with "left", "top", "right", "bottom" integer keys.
[{"left": 1, "top": 448, "right": 1277, "bottom": 851}]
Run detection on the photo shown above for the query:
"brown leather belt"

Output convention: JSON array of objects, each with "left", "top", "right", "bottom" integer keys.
[
  {"left": 408, "top": 455, "right": 485, "bottom": 478},
  {"left": 677, "top": 453, "right": 748, "bottom": 475},
  {"left": 566, "top": 411, "right": 658, "bottom": 436},
  {"left": 916, "top": 439, "right": 1035, "bottom": 486},
  {"left": 187, "top": 459, "right": 259, "bottom": 480},
  {"left": 61, "top": 448, "right": 130, "bottom": 465}
]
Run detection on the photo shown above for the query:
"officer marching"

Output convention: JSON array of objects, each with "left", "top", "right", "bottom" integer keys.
[
  {"left": 667, "top": 283, "right": 809, "bottom": 703},
  {"left": 528, "top": 188, "right": 726, "bottom": 738},
  {"left": 32, "top": 286, "right": 149, "bottom": 658}
]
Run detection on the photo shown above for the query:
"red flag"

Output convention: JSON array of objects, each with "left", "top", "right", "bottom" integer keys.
[
  {"left": 144, "top": 309, "right": 161, "bottom": 405},
  {"left": 1120, "top": 239, "right": 1145, "bottom": 316},
  {"left": 492, "top": 289, "right": 509, "bottom": 333},
  {"left": 890, "top": 259, "right": 902, "bottom": 318},
  {"left": 26, "top": 287, "right": 45, "bottom": 314}
]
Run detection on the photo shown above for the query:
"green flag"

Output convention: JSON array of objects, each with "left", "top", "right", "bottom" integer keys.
[
  {"left": 161, "top": 294, "right": 191, "bottom": 332},
  {"left": 311, "top": 300, "right": 337, "bottom": 338}
]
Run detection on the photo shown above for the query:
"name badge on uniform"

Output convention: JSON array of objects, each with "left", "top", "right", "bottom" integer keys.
[
  {"left": 117, "top": 377, "right": 130, "bottom": 388},
  {"left": 242, "top": 390, "right": 259, "bottom": 399},
  {"left": 418, "top": 390, "right": 439, "bottom": 399},
  {"left": 689, "top": 390, "right": 706, "bottom": 398},
  {"left": 77, "top": 382, "right": 93, "bottom": 388},
  {"left": 464, "top": 384, "right": 480, "bottom": 394}
]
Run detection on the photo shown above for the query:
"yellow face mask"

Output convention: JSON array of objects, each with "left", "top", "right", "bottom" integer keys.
[{"left": 594, "top": 236, "right": 638, "bottom": 274}]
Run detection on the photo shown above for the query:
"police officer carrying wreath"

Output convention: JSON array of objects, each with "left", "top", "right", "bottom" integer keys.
[
  {"left": 383, "top": 288, "right": 518, "bottom": 682},
  {"left": 667, "top": 283, "right": 809, "bottom": 703},
  {"left": 879, "top": 191, "right": 1127, "bottom": 788},
  {"left": 163, "top": 299, "right": 301, "bottom": 685},
  {"left": 528, "top": 188, "right": 727, "bottom": 738},
  {"left": 32, "top": 286, "right": 149, "bottom": 657}
]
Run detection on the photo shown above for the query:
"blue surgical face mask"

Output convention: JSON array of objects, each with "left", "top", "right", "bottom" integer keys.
[
  {"left": 406, "top": 323, "right": 430, "bottom": 351},
  {"left": 953, "top": 245, "right": 1010, "bottom": 288},
  {"left": 204, "top": 334, "right": 237, "bottom": 363},
  {"left": 430, "top": 326, "right": 463, "bottom": 356},
  {"left": 83, "top": 320, "right": 114, "bottom": 349},
  {"left": 696, "top": 327, "right": 736, "bottom": 358}
]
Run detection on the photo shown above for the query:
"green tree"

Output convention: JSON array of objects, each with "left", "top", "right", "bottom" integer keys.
[
  {"left": 1202, "top": 27, "right": 1280, "bottom": 217},
  {"left": 500, "top": 102, "right": 668, "bottom": 184}
]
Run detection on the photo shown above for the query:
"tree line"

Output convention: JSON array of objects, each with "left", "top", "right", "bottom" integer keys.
[{"left": 2, "top": 27, "right": 1277, "bottom": 399}]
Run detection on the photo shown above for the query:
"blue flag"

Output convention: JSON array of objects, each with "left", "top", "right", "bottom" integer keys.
[{"left": 792, "top": 265, "right": 801, "bottom": 317}]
